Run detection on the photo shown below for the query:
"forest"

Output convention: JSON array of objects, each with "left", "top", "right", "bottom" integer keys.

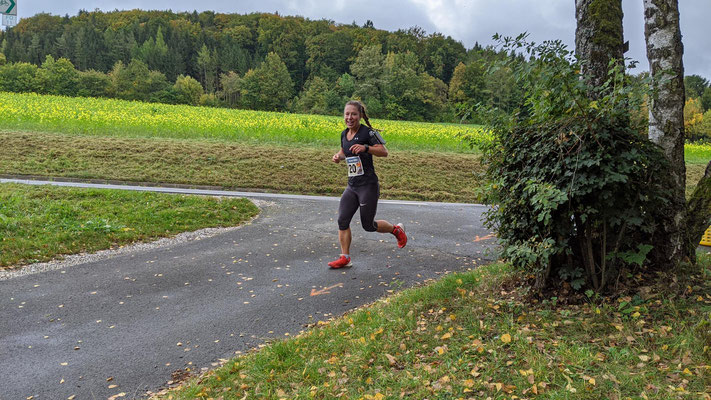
[
  {"left": 0, "top": 9, "right": 709, "bottom": 135},
  {"left": 0, "top": 9, "right": 522, "bottom": 122}
]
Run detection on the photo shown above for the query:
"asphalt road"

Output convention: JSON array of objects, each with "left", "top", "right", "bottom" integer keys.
[{"left": 0, "top": 180, "right": 496, "bottom": 399}]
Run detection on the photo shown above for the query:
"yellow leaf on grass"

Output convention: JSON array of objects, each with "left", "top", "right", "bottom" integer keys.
[
  {"left": 464, "top": 379, "right": 475, "bottom": 388},
  {"left": 501, "top": 333, "right": 512, "bottom": 343},
  {"left": 589, "top": 378, "right": 596, "bottom": 385},
  {"left": 441, "top": 332, "right": 452, "bottom": 340}
]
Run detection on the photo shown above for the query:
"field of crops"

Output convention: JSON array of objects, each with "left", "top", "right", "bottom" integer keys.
[
  {"left": 683, "top": 142, "right": 711, "bottom": 164},
  {"left": 0, "top": 92, "right": 488, "bottom": 152},
  {"left": 2, "top": 91, "right": 710, "bottom": 161}
]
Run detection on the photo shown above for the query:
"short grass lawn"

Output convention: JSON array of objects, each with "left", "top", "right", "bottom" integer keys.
[{"left": 0, "top": 183, "right": 259, "bottom": 269}]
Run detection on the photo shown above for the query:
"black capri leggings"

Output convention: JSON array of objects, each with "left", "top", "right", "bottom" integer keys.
[{"left": 337, "top": 183, "right": 380, "bottom": 232}]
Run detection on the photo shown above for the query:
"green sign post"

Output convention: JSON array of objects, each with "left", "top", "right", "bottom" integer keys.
[{"left": 0, "top": 0, "right": 16, "bottom": 15}]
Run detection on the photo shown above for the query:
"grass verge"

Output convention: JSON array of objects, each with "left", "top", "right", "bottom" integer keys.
[
  {"left": 2, "top": 131, "right": 708, "bottom": 201},
  {"left": 151, "top": 261, "right": 711, "bottom": 399},
  {"left": 0, "top": 132, "right": 484, "bottom": 203},
  {"left": 0, "top": 183, "right": 259, "bottom": 269}
]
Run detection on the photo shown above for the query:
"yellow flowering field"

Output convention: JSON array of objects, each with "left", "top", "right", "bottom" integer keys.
[
  {"left": 0, "top": 92, "right": 488, "bottom": 152},
  {"left": 684, "top": 142, "right": 711, "bottom": 164}
]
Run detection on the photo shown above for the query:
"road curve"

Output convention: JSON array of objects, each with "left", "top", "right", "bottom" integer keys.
[{"left": 0, "top": 179, "right": 496, "bottom": 399}]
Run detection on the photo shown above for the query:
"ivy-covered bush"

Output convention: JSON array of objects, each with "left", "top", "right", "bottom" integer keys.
[{"left": 476, "top": 36, "right": 673, "bottom": 292}]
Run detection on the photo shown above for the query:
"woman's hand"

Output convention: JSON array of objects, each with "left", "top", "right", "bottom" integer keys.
[
  {"left": 332, "top": 153, "right": 342, "bottom": 163},
  {"left": 349, "top": 144, "right": 367, "bottom": 154}
]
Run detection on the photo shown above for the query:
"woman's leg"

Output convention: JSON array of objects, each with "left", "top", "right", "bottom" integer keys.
[
  {"left": 338, "top": 228, "right": 352, "bottom": 255},
  {"left": 357, "top": 183, "right": 407, "bottom": 247},
  {"left": 336, "top": 186, "right": 359, "bottom": 255},
  {"left": 375, "top": 220, "right": 394, "bottom": 233}
]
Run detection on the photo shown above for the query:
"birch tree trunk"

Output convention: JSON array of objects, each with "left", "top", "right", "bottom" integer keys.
[
  {"left": 575, "top": 0, "right": 624, "bottom": 95},
  {"left": 643, "top": 0, "right": 689, "bottom": 264}
]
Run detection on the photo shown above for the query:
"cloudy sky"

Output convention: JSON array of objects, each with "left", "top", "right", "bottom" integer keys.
[{"left": 9, "top": 0, "right": 710, "bottom": 79}]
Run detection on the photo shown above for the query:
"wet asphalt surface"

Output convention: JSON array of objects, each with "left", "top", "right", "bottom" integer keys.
[{"left": 0, "top": 181, "right": 496, "bottom": 399}]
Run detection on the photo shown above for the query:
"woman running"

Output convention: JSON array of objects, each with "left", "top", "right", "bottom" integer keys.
[{"left": 328, "top": 100, "right": 407, "bottom": 269}]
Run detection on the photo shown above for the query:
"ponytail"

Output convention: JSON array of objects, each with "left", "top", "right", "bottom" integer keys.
[{"left": 345, "top": 100, "right": 380, "bottom": 132}]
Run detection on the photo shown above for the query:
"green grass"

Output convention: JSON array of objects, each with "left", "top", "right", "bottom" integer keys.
[
  {"left": 152, "top": 261, "right": 711, "bottom": 399},
  {"left": 0, "top": 91, "right": 484, "bottom": 153},
  {"left": 0, "top": 132, "right": 485, "bottom": 203},
  {"left": 2, "top": 130, "right": 707, "bottom": 201},
  {"left": 0, "top": 183, "right": 259, "bottom": 268}
]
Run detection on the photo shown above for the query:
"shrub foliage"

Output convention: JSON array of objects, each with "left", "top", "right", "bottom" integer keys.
[{"left": 477, "top": 36, "right": 673, "bottom": 292}]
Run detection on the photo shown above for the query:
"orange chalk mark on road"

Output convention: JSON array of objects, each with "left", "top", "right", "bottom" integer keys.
[
  {"left": 311, "top": 283, "right": 344, "bottom": 296},
  {"left": 474, "top": 234, "right": 496, "bottom": 242}
]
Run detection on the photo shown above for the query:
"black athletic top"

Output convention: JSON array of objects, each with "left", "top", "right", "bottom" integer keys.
[{"left": 341, "top": 124, "right": 386, "bottom": 187}]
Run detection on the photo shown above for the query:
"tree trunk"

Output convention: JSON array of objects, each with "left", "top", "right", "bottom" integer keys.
[
  {"left": 643, "top": 0, "right": 688, "bottom": 264},
  {"left": 575, "top": 0, "right": 625, "bottom": 95},
  {"left": 687, "top": 161, "right": 711, "bottom": 246}
]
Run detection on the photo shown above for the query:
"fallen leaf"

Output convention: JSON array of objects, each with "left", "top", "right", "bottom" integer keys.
[
  {"left": 501, "top": 333, "right": 512, "bottom": 343},
  {"left": 381, "top": 353, "right": 396, "bottom": 366}
]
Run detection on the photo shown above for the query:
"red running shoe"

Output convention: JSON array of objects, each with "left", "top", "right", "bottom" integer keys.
[
  {"left": 328, "top": 255, "right": 352, "bottom": 269},
  {"left": 393, "top": 223, "right": 407, "bottom": 248}
]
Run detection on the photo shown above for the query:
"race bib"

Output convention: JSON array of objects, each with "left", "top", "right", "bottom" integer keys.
[{"left": 346, "top": 156, "right": 364, "bottom": 177}]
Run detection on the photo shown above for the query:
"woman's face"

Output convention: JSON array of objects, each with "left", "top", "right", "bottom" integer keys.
[{"left": 344, "top": 104, "right": 361, "bottom": 130}]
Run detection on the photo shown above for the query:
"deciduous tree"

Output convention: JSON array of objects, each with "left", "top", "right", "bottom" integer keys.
[
  {"left": 643, "top": 0, "right": 694, "bottom": 263},
  {"left": 240, "top": 52, "right": 293, "bottom": 111}
]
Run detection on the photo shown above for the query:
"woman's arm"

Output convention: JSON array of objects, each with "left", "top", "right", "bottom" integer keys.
[
  {"left": 349, "top": 143, "right": 388, "bottom": 157},
  {"left": 332, "top": 148, "right": 346, "bottom": 163}
]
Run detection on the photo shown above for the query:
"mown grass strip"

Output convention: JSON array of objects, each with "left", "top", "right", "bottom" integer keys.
[
  {"left": 152, "top": 260, "right": 711, "bottom": 399},
  {"left": 0, "top": 132, "right": 485, "bottom": 203},
  {"left": 0, "top": 92, "right": 485, "bottom": 152},
  {"left": 0, "top": 183, "right": 259, "bottom": 268},
  {"left": 2, "top": 131, "right": 707, "bottom": 200}
]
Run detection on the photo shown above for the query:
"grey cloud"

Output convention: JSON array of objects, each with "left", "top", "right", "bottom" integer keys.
[{"left": 12, "top": 0, "right": 710, "bottom": 79}]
